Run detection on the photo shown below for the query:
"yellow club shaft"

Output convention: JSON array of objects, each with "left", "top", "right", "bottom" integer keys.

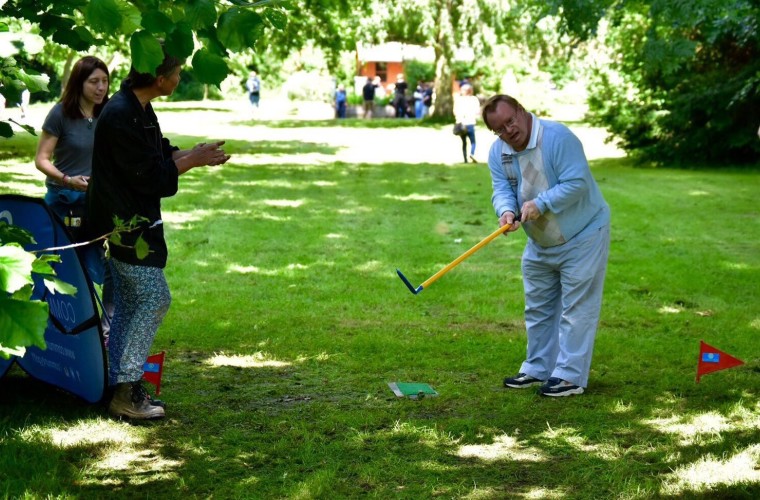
[{"left": 419, "top": 223, "right": 513, "bottom": 290}]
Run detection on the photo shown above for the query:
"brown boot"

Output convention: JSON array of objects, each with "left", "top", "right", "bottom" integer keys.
[{"left": 109, "top": 382, "right": 165, "bottom": 420}]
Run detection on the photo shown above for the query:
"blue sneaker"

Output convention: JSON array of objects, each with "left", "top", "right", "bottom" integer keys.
[
  {"left": 539, "top": 377, "right": 584, "bottom": 397},
  {"left": 503, "top": 373, "right": 545, "bottom": 388}
]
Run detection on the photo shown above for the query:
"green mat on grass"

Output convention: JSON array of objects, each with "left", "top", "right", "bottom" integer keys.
[{"left": 388, "top": 382, "right": 439, "bottom": 399}]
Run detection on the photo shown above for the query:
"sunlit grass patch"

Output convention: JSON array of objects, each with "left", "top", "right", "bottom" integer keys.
[
  {"left": 456, "top": 434, "right": 547, "bottom": 462},
  {"left": 645, "top": 412, "right": 730, "bottom": 446},
  {"left": 384, "top": 193, "right": 449, "bottom": 202},
  {"left": 226, "top": 262, "right": 313, "bottom": 275},
  {"left": 206, "top": 351, "right": 291, "bottom": 368},
  {"left": 262, "top": 198, "right": 305, "bottom": 208},
  {"left": 661, "top": 444, "right": 760, "bottom": 495},
  {"left": 645, "top": 403, "right": 760, "bottom": 446}
]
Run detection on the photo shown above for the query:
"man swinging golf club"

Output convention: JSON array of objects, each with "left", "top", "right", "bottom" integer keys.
[{"left": 482, "top": 95, "right": 610, "bottom": 397}]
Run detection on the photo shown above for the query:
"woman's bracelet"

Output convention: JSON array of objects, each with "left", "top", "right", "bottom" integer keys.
[{"left": 62, "top": 174, "right": 69, "bottom": 187}]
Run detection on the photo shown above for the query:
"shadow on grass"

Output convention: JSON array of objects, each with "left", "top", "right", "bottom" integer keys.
[
  {"left": 0, "top": 132, "right": 37, "bottom": 161},
  {"left": 170, "top": 136, "right": 340, "bottom": 157},
  {"left": 0, "top": 168, "right": 40, "bottom": 186},
  {"left": 231, "top": 117, "right": 445, "bottom": 130},
  {"left": 2, "top": 349, "right": 759, "bottom": 498},
  {"left": 155, "top": 106, "right": 236, "bottom": 114},
  {"left": 4, "top": 133, "right": 760, "bottom": 497}
]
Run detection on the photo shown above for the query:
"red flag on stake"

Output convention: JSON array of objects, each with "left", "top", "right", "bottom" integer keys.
[
  {"left": 696, "top": 341, "right": 744, "bottom": 383},
  {"left": 142, "top": 351, "right": 165, "bottom": 395}
]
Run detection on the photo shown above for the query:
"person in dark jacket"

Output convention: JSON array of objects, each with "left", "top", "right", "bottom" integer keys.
[
  {"left": 87, "top": 49, "right": 230, "bottom": 420},
  {"left": 362, "top": 76, "right": 378, "bottom": 119}
]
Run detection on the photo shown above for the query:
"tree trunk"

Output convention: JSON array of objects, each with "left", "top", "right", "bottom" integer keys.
[
  {"left": 431, "top": 0, "right": 455, "bottom": 119},
  {"left": 59, "top": 52, "right": 76, "bottom": 99}
]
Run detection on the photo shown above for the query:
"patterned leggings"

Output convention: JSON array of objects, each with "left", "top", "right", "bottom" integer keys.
[{"left": 107, "top": 259, "right": 171, "bottom": 385}]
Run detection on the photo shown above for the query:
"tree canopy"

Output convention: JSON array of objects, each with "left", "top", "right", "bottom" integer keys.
[
  {"left": 0, "top": 0, "right": 286, "bottom": 136},
  {"left": 0, "top": 0, "right": 758, "bottom": 160},
  {"left": 586, "top": 0, "right": 760, "bottom": 164}
]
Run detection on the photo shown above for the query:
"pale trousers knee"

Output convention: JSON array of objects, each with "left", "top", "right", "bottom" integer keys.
[{"left": 519, "top": 224, "right": 610, "bottom": 387}]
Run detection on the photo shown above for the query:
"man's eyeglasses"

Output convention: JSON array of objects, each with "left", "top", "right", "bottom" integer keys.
[{"left": 492, "top": 113, "right": 519, "bottom": 136}]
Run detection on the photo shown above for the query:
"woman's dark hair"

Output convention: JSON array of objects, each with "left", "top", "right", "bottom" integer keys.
[
  {"left": 61, "top": 56, "right": 110, "bottom": 119},
  {"left": 127, "top": 50, "right": 185, "bottom": 89},
  {"left": 481, "top": 95, "right": 525, "bottom": 130}
]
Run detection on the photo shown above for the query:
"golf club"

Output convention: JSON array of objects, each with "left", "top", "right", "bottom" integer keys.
[{"left": 397, "top": 221, "right": 516, "bottom": 295}]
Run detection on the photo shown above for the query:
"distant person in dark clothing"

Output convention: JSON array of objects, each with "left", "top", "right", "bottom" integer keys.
[
  {"left": 422, "top": 83, "right": 434, "bottom": 117},
  {"left": 362, "top": 76, "right": 378, "bottom": 119},
  {"left": 393, "top": 74, "right": 408, "bottom": 118},
  {"left": 335, "top": 83, "right": 347, "bottom": 119}
]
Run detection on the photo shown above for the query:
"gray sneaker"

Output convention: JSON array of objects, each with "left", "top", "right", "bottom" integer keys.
[
  {"left": 539, "top": 377, "right": 584, "bottom": 397},
  {"left": 109, "top": 382, "right": 166, "bottom": 419},
  {"left": 503, "top": 373, "right": 545, "bottom": 388}
]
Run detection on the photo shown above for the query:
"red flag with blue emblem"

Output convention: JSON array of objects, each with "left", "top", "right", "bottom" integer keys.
[
  {"left": 696, "top": 341, "right": 744, "bottom": 383},
  {"left": 142, "top": 351, "right": 165, "bottom": 395}
]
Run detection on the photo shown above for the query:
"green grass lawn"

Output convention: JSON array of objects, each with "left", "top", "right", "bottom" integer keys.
[{"left": 1, "top": 107, "right": 759, "bottom": 499}]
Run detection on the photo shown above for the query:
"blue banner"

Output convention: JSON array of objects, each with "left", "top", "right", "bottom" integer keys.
[{"left": 0, "top": 195, "right": 107, "bottom": 403}]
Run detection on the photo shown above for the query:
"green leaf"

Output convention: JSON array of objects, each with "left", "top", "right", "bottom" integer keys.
[
  {"left": 142, "top": 9, "right": 175, "bottom": 34},
  {"left": 135, "top": 235, "right": 150, "bottom": 260},
  {"left": 15, "top": 69, "right": 49, "bottom": 94},
  {"left": 36, "top": 254, "right": 61, "bottom": 264},
  {"left": 184, "top": 0, "right": 218, "bottom": 30},
  {"left": 132, "top": 215, "right": 150, "bottom": 225},
  {"left": 264, "top": 8, "right": 287, "bottom": 30},
  {"left": 191, "top": 48, "right": 230, "bottom": 86},
  {"left": 0, "top": 244, "right": 35, "bottom": 294},
  {"left": 0, "top": 296, "right": 49, "bottom": 356},
  {"left": 165, "top": 22, "right": 195, "bottom": 59},
  {"left": 0, "top": 222, "right": 35, "bottom": 246},
  {"left": 0, "top": 23, "right": 8, "bottom": 33},
  {"left": 43, "top": 276, "right": 78, "bottom": 296},
  {"left": 17, "top": 121, "right": 36, "bottom": 136},
  {"left": 31, "top": 257, "right": 56, "bottom": 276},
  {"left": 1, "top": 344, "right": 24, "bottom": 360},
  {"left": 85, "top": 0, "right": 123, "bottom": 33},
  {"left": 0, "top": 121, "right": 12, "bottom": 138},
  {"left": 72, "top": 26, "right": 98, "bottom": 47},
  {"left": 217, "top": 7, "right": 263, "bottom": 51},
  {"left": 195, "top": 28, "right": 227, "bottom": 56},
  {"left": 118, "top": 1, "right": 142, "bottom": 34},
  {"left": 130, "top": 31, "right": 164, "bottom": 75},
  {"left": 11, "top": 283, "right": 33, "bottom": 302},
  {"left": 39, "top": 15, "right": 75, "bottom": 39}
]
